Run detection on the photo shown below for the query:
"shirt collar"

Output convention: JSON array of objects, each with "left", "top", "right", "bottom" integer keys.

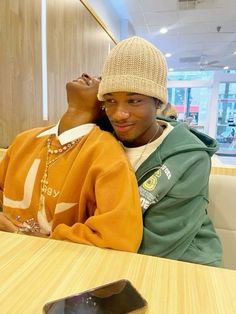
[{"left": 37, "top": 122, "right": 95, "bottom": 145}]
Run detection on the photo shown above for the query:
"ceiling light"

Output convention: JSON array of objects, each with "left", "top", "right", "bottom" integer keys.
[
  {"left": 160, "top": 27, "right": 168, "bottom": 34},
  {"left": 234, "top": 51, "right": 236, "bottom": 55},
  {"left": 165, "top": 53, "right": 172, "bottom": 58},
  {"left": 168, "top": 68, "right": 174, "bottom": 71},
  {"left": 223, "top": 66, "right": 229, "bottom": 70}
]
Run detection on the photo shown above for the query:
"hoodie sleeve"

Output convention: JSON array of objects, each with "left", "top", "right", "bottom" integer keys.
[{"left": 138, "top": 151, "right": 222, "bottom": 265}]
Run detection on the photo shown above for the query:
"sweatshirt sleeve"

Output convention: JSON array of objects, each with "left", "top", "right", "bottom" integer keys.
[
  {"left": 0, "top": 155, "right": 7, "bottom": 210},
  {"left": 139, "top": 151, "right": 221, "bottom": 263},
  {"left": 50, "top": 161, "right": 143, "bottom": 253},
  {"left": 0, "top": 149, "right": 10, "bottom": 192}
]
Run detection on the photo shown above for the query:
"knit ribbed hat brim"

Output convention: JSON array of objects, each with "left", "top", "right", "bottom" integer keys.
[{"left": 98, "top": 75, "right": 167, "bottom": 104}]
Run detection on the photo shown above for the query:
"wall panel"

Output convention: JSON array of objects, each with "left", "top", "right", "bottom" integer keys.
[
  {"left": 0, "top": 0, "right": 115, "bottom": 147},
  {"left": 47, "top": 0, "right": 115, "bottom": 124},
  {"left": 0, "top": 0, "right": 42, "bottom": 147}
]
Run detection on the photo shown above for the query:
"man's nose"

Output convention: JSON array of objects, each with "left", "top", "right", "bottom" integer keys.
[{"left": 108, "top": 104, "right": 130, "bottom": 120}]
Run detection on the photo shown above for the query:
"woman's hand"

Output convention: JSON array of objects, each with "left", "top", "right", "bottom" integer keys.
[
  {"left": 0, "top": 189, "right": 3, "bottom": 209},
  {"left": 0, "top": 212, "right": 20, "bottom": 232},
  {"left": 0, "top": 213, "right": 49, "bottom": 237}
]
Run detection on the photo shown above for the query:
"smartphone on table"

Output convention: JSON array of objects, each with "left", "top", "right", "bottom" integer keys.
[{"left": 42, "top": 279, "right": 147, "bottom": 314}]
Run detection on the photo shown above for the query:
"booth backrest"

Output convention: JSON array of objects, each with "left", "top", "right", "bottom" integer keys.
[{"left": 208, "top": 166, "right": 236, "bottom": 270}]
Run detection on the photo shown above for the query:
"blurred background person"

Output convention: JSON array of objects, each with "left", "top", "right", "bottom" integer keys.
[{"left": 156, "top": 102, "right": 178, "bottom": 120}]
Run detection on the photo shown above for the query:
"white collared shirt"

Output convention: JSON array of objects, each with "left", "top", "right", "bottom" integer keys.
[{"left": 36, "top": 122, "right": 96, "bottom": 145}]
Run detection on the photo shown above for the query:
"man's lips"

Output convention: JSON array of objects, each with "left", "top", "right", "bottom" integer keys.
[{"left": 112, "top": 123, "right": 134, "bottom": 132}]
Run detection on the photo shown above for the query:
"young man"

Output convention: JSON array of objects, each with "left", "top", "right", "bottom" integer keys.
[
  {"left": 97, "top": 36, "right": 222, "bottom": 266},
  {"left": 0, "top": 74, "right": 142, "bottom": 252}
]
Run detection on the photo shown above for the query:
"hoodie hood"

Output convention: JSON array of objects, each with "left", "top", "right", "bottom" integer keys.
[
  {"left": 158, "top": 118, "right": 218, "bottom": 161},
  {"left": 136, "top": 117, "right": 218, "bottom": 178}
]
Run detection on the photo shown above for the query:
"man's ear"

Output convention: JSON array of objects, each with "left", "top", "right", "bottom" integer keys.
[{"left": 154, "top": 99, "right": 162, "bottom": 109}]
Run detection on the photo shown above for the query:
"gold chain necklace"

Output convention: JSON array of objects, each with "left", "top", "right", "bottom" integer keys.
[
  {"left": 133, "top": 125, "right": 163, "bottom": 170},
  {"left": 39, "top": 135, "right": 80, "bottom": 212},
  {"left": 13, "top": 136, "right": 81, "bottom": 235}
]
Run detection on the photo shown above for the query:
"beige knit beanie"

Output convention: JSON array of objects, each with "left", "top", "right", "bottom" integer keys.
[{"left": 97, "top": 36, "right": 167, "bottom": 104}]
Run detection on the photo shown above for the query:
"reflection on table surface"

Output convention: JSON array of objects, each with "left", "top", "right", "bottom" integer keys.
[{"left": 1, "top": 231, "right": 236, "bottom": 313}]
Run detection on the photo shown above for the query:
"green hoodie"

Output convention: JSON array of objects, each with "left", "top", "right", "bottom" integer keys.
[{"left": 136, "top": 117, "right": 222, "bottom": 266}]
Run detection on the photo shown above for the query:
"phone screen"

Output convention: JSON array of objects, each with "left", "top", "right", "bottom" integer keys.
[{"left": 43, "top": 279, "right": 147, "bottom": 314}]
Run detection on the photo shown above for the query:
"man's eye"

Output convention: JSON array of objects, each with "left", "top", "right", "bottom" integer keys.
[
  {"left": 128, "top": 99, "right": 140, "bottom": 104},
  {"left": 105, "top": 99, "right": 115, "bottom": 104}
]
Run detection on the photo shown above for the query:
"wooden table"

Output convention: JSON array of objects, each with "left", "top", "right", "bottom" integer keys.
[{"left": 1, "top": 232, "right": 236, "bottom": 314}]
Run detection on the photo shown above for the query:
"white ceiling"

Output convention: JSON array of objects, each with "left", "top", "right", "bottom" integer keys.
[{"left": 113, "top": 0, "right": 236, "bottom": 71}]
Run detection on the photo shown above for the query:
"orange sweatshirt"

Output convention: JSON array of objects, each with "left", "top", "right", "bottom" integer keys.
[{"left": 0, "top": 125, "right": 142, "bottom": 252}]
